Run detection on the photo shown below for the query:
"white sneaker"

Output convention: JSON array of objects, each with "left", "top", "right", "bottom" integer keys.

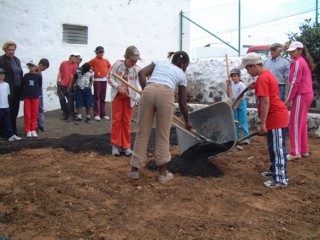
[
  {"left": 301, "top": 153, "right": 310, "bottom": 157},
  {"left": 94, "top": 116, "right": 101, "bottom": 121},
  {"left": 26, "top": 131, "right": 32, "bottom": 138},
  {"left": 31, "top": 131, "right": 38, "bottom": 138},
  {"left": 158, "top": 171, "right": 174, "bottom": 184},
  {"left": 128, "top": 171, "right": 139, "bottom": 180},
  {"left": 8, "top": 135, "right": 22, "bottom": 141},
  {"left": 123, "top": 148, "right": 132, "bottom": 156},
  {"left": 112, "top": 145, "right": 120, "bottom": 156},
  {"left": 287, "top": 154, "right": 301, "bottom": 160},
  {"left": 103, "top": 115, "right": 110, "bottom": 120}
]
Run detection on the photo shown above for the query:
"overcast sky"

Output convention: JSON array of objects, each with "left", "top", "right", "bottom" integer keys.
[{"left": 189, "top": 0, "right": 317, "bottom": 52}]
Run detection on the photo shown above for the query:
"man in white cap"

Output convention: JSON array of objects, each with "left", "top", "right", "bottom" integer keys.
[
  {"left": 263, "top": 43, "right": 290, "bottom": 101},
  {"left": 57, "top": 53, "right": 80, "bottom": 121},
  {"left": 239, "top": 52, "right": 289, "bottom": 188}
]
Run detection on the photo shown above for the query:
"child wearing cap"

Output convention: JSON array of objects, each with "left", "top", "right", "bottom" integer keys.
[
  {"left": 23, "top": 61, "right": 42, "bottom": 138},
  {"left": 89, "top": 46, "right": 112, "bottom": 121},
  {"left": 0, "top": 68, "right": 21, "bottom": 141},
  {"left": 240, "top": 52, "right": 289, "bottom": 189},
  {"left": 72, "top": 63, "right": 94, "bottom": 125},
  {"left": 226, "top": 68, "right": 250, "bottom": 143},
  {"left": 285, "top": 41, "right": 315, "bottom": 160},
  {"left": 108, "top": 46, "right": 141, "bottom": 156}
]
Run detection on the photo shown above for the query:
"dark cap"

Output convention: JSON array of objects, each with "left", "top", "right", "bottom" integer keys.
[
  {"left": 270, "top": 43, "right": 282, "bottom": 49},
  {"left": 230, "top": 68, "right": 241, "bottom": 76},
  {"left": 95, "top": 46, "right": 104, "bottom": 52},
  {"left": 124, "top": 45, "right": 141, "bottom": 61},
  {"left": 0, "top": 67, "right": 6, "bottom": 73}
]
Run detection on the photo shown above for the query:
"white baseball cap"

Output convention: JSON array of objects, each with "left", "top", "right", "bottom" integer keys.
[
  {"left": 238, "top": 52, "right": 263, "bottom": 70},
  {"left": 287, "top": 41, "right": 304, "bottom": 52}
]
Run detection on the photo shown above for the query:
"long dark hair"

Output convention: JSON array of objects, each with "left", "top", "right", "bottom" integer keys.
[
  {"left": 168, "top": 51, "right": 189, "bottom": 69},
  {"left": 301, "top": 46, "right": 315, "bottom": 71}
]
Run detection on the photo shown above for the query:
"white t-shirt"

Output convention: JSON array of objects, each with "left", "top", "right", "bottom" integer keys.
[
  {"left": 147, "top": 61, "right": 187, "bottom": 90},
  {"left": 0, "top": 82, "right": 10, "bottom": 108},
  {"left": 231, "top": 81, "right": 246, "bottom": 100}
]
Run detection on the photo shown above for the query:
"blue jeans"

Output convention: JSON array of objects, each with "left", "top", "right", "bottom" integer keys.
[
  {"left": 37, "top": 95, "right": 44, "bottom": 127},
  {"left": 0, "top": 108, "right": 14, "bottom": 138},
  {"left": 234, "top": 99, "right": 249, "bottom": 140},
  {"left": 279, "top": 84, "right": 286, "bottom": 102}
]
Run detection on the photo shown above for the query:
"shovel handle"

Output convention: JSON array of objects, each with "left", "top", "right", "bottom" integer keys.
[{"left": 113, "top": 72, "right": 207, "bottom": 140}]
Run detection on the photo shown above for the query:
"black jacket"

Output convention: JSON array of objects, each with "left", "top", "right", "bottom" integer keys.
[{"left": 0, "top": 54, "right": 23, "bottom": 95}]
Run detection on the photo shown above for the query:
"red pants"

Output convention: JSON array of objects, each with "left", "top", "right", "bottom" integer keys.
[
  {"left": 24, "top": 98, "right": 39, "bottom": 132},
  {"left": 288, "top": 93, "right": 313, "bottom": 155},
  {"left": 111, "top": 93, "right": 133, "bottom": 149}
]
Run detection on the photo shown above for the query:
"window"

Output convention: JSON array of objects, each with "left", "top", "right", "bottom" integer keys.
[{"left": 62, "top": 24, "right": 88, "bottom": 44}]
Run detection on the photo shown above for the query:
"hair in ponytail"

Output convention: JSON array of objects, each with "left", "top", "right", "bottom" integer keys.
[
  {"left": 301, "top": 46, "right": 315, "bottom": 71},
  {"left": 171, "top": 51, "right": 190, "bottom": 69}
]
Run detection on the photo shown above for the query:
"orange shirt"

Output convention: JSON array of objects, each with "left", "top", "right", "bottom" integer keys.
[{"left": 88, "top": 57, "right": 112, "bottom": 79}]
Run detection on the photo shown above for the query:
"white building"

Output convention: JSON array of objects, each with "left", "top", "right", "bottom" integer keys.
[{"left": 0, "top": 0, "right": 190, "bottom": 113}]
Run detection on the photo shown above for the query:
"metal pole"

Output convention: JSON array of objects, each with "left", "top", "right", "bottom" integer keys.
[
  {"left": 316, "top": 0, "right": 318, "bottom": 25},
  {"left": 180, "top": 11, "right": 183, "bottom": 51},
  {"left": 238, "top": 0, "right": 241, "bottom": 56}
]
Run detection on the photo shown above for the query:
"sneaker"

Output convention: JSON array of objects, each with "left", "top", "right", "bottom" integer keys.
[
  {"left": 264, "top": 180, "right": 287, "bottom": 188},
  {"left": 158, "top": 171, "right": 174, "bottom": 184},
  {"left": 26, "top": 131, "right": 32, "bottom": 138},
  {"left": 37, "top": 125, "right": 45, "bottom": 132},
  {"left": 240, "top": 139, "right": 250, "bottom": 145},
  {"left": 75, "top": 118, "right": 81, "bottom": 125},
  {"left": 61, "top": 115, "right": 69, "bottom": 120},
  {"left": 261, "top": 171, "right": 273, "bottom": 178},
  {"left": 94, "top": 116, "right": 101, "bottom": 121},
  {"left": 301, "top": 153, "right": 309, "bottom": 157},
  {"left": 128, "top": 171, "right": 139, "bottom": 180},
  {"left": 8, "top": 135, "right": 22, "bottom": 141},
  {"left": 31, "top": 131, "right": 38, "bottom": 138},
  {"left": 287, "top": 154, "right": 301, "bottom": 160},
  {"left": 103, "top": 115, "right": 110, "bottom": 120},
  {"left": 66, "top": 115, "right": 75, "bottom": 122},
  {"left": 112, "top": 145, "right": 120, "bottom": 156},
  {"left": 85, "top": 117, "right": 91, "bottom": 124},
  {"left": 123, "top": 148, "right": 132, "bottom": 156}
]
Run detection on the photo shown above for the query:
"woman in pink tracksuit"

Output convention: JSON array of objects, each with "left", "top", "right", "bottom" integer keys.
[{"left": 285, "top": 41, "right": 315, "bottom": 160}]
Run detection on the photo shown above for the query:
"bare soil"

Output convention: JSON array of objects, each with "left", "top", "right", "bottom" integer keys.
[{"left": 0, "top": 108, "right": 319, "bottom": 240}]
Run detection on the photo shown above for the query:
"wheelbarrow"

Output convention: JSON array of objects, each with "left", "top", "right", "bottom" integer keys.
[{"left": 175, "top": 88, "right": 259, "bottom": 159}]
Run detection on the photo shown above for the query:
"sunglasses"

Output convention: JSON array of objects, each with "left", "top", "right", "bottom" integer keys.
[
  {"left": 271, "top": 48, "right": 279, "bottom": 52},
  {"left": 245, "top": 65, "right": 253, "bottom": 70}
]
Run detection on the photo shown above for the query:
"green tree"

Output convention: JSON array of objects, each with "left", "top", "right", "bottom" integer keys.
[{"left": 287, "top": 19, "right": 320, "bottom": 97}]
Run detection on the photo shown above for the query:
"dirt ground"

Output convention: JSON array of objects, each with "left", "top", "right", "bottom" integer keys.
[{"left": 0, "top": 106, "right": 319, "bottom": 240}]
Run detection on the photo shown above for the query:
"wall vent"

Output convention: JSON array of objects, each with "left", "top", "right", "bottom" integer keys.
[{"left": 62, "top": 24, "right": 88, "bottom": 44}]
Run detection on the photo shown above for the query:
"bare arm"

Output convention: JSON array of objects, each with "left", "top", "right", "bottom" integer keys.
[
  {"left": 259, "top": 96, "right": 269, "bottom": 134},
  {"left": 138, "top": 63, "right": 155, "bottom": 90},
  {"left": 178, "top": 85, "right": 192, "bottom": 130}
]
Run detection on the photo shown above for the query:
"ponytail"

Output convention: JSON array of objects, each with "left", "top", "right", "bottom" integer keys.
[
  {"left": 302, "top": 46, "right": 315, "bottom": 71},
  {"left": 171, "top": 51, "right": 190, "bottom": 69}
]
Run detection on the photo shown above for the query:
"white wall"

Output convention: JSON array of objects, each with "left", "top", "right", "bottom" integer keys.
[{"left": 0, "top": 0, "right": 190, "bottom": 114}]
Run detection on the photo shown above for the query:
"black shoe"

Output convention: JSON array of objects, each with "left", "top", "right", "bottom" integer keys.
[
  {"left": 62, "top": 115, "right": 69, "bottom": 120},
  {"left": 75, "top": 118, "right": 81, "bottom": 125},
  {"left": 66, "top": 115, "right": 75, "bottom": 122},
  {"left": 85, "top": 117, "right": 91, "bottom": 124},
  {"left": 38, "top": 125, "right": 45, "bottom": 132}
]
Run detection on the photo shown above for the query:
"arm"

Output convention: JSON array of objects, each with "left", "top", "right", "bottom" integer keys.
[
  {"left": 178, "top": 85, "right": 192, "bottom": 130},
  {"left": 258, "top": 96, "right": 269, "bottom": 134},
  {"left": 57, "top": 72, "right": 61, "bottom": 82},
  {"left": 138, "top": 63, "right": 155, "bottom": 90},
  {"left": 286, "top": 61, "right": 303, "bottom": 103}
]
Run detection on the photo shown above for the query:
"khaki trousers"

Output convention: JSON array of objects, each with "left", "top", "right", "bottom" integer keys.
[{"left": 131, "top": 84, "right": 174, "bottom": 168}]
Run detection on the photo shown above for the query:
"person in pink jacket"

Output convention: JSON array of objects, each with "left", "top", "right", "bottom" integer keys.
[{"left": 285, "top": 41, "right": 315, "bottom": 160}]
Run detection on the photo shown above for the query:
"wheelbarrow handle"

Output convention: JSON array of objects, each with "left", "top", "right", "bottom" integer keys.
[{"left": 237, "top": 131, "right": 262, "bottom": 144}]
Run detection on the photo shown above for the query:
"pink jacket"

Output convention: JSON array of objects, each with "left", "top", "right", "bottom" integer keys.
[{"left": 287, "top": 56, "right": 313, "bottom": 101}]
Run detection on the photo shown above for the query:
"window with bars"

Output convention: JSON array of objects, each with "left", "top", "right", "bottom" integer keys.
[{"left": 62, "top": 24, "right": 88, "bottom": 44}]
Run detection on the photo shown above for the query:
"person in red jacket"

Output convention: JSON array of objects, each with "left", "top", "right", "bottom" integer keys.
[
  {"left": 239, "top": 52, "right": 289, "bottom": 188},
  {"left": 285, "top": 41, "right": 315, "bottom": 160},
  {"left": 89, "top": 46, "right": 112, "bottom": 121}
]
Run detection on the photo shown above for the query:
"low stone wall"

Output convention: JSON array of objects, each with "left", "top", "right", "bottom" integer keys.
[{"left": 174, "top": 103, "right": 320, "bottom": 137}]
